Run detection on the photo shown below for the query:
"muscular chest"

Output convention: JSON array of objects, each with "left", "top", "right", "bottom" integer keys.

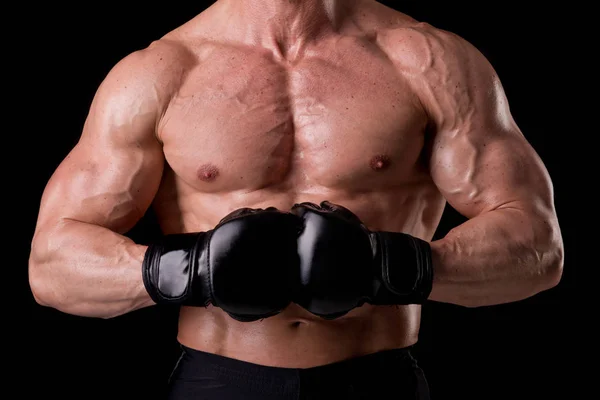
[{"left": 159, "top": 40, "right": 428, "bottom": 193}]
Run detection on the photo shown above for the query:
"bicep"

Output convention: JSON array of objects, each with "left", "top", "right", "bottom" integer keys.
[
  {"left": 36, "top": 52, "right": 165, "bottom": 234},
  {"left": 424, "top": 33, "right": 554, "bottom": 217},
  {"left": 38, "top": 133, "right": 163, "bottom": 234},
  {"left": 430, "top": 121, "right": 553, "bottom": 218}
]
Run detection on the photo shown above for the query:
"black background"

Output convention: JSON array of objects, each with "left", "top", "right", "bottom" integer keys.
[{"left": 23, "top": 2, "right": 581, "bottom": 399}]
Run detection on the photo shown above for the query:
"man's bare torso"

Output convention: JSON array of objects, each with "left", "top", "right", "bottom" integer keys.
[{"left": 150, "top": 0, "right": 447, "bottom": 367}]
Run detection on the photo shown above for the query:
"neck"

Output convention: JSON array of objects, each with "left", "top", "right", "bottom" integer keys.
[{"left": 225, "top": 0, "right": 348, "bottom": 57}]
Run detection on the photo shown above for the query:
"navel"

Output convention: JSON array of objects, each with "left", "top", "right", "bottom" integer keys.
[
  {"left": 198, "top": 163, "right": 220, "bottom": 182},
  {"left": 369, "top": 154, "right": 391, "bottom": 171}
]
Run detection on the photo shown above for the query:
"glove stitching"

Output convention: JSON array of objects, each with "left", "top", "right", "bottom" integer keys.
[
  {"left": 410, "top": 236, "right": 420, "bottom": 293},
  {"left": 205, "top": 231, "right": 214, "bottom": 307}
]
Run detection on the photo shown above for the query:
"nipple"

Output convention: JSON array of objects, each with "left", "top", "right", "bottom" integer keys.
[
  {"left": 369, "top": 155, "right": 391, "bottom": 171},
  {"left": 198, "top": 164, "right": 220, "bottom": 182}
]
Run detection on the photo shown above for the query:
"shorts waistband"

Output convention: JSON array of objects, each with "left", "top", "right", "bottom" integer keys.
[
  {"left": 179, "top": 343, "right": 415, "bottom": 379},
  {"left": 180, "top": 344, "right": 300, "bottom": 379}
]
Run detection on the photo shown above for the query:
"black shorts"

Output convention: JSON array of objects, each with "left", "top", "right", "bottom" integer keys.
[{"left": 167, "top": 345, "right": 430, "bottom": 399}]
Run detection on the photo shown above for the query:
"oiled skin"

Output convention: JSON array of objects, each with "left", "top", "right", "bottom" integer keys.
[{"left": 29, "top": 0, "right": 563, "bottom": 368}]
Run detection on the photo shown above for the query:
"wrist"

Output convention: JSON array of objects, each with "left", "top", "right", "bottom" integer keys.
[
  {"left": 142, "top": 232, "right": 205, "bottom": 305},
  {"left": 373, "top": 231, "right": 433, "bottom": 303}
]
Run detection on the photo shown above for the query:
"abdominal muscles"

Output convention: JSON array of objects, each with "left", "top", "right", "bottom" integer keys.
[{"left": 177, "top": 303, "right": 422, "bottom": 368}]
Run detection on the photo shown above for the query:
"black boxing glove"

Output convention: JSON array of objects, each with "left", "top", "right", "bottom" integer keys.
[
  {"left": 142, "top": 207, "right": 301, "bottom": 322},
  {"left": 291, "top": 201, "right": 433, "bottom": 319}
]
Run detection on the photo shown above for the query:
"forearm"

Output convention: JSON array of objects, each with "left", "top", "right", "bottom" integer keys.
[
  {"left": 428, "top": 207, "right": 563, "bottom": 307},
  {"left": 29, "top": 218, "right": 154, "bottom": 318}
]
